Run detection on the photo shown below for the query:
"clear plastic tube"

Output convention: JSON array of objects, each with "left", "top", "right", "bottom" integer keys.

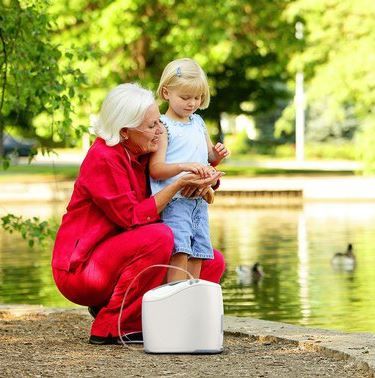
[{"left": 117, "top": 264, "right": 194, "bottom": 349}]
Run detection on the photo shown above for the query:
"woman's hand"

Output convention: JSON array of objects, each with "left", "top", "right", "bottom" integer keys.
[{"left": 179, "top": 170, "right": 223, "bottom": 198}]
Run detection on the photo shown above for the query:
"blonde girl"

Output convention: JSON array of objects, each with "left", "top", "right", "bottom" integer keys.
[{"left": 150, "top": 58, "right": 229, "bottom": 282}]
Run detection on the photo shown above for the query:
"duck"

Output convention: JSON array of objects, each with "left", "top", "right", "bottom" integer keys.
[
  {"left": 235, "top": 263, "right": 264, "bottom": 285},
  {"left": 331, "top": 243, "right": 356, "bottom": 271}
]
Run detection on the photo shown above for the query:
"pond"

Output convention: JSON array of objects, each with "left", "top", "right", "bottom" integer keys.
[{"left": 1, "top": 201, "right": 375, "bottom": 333}]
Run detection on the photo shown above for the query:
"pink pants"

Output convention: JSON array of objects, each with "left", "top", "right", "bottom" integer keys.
[{"left": 53, "top": 223, "right": 226, "bottom": 337}]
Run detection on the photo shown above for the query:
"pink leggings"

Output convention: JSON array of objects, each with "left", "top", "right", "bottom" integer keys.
[{"left": 52, "top": 223, "right": 226, "bottom": 337}]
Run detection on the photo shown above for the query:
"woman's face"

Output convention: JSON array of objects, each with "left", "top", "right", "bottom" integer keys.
[{"left": 123, "top": 103, "right": 163, "bottom": 156}]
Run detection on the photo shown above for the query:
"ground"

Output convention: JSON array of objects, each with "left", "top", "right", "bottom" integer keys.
[{"left": 0, "top": 310, "right": 371, "bottom": 377}]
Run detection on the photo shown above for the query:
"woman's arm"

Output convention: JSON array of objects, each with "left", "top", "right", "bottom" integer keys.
[
  {"left": 149, "top": 129, "right": 212, "bottom": 179},
  {"left": 82, "top": 157, "right": 221, "bottom": 229},
  {"left": 153, "top": 171, "right": 222, "bottom": 212}
]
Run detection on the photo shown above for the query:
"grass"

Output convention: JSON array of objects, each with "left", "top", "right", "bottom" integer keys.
[
  {"left": 219, "top": 164, "right": 356, "bottom": 177},
  {"left": 0, "top": 164, "right": 79, "bottom": 183},
  {"left": 0, "top": 161, "right": 357, "bottom": 184}
]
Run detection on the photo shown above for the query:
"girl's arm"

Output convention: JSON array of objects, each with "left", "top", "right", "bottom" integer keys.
[{"left": 149, "top": 129, "right": 212, "bottom": 180}]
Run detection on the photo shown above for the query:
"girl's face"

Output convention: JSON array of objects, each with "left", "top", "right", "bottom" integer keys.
[
  {"left": 163, "top": 87, "right": 202, "bottom": 121},
  {"left": 122, "top": 102, "right": 163, "bottom": 156}
]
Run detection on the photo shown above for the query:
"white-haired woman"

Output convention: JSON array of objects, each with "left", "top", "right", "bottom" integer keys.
[{"left": 51, "top": 83, "right": 225, "bottom": 345}]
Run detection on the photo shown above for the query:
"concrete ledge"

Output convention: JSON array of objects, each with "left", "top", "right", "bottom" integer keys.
[
  {"left": 1, "top": 305, "right": 374, "bottom": 376},
  {"left": 225, "top": 316, "right": 375, "bottom": 376}
]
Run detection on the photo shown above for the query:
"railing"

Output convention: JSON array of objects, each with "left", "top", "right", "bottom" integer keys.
[{"left": 213, "top": 190, "right": 303, "bottom": 207}]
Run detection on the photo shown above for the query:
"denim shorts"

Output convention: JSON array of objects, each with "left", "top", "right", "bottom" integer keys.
[{"left": 161, "top": 197, "right": 213, "bottom": 259}]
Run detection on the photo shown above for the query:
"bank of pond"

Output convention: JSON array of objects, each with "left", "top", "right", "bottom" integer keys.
[{"left": 1, "top": 201, "right": 375, "bottom": 333}]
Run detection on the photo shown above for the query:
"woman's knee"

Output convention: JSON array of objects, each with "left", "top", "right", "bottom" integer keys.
[
  {"left": 142, "top": 223, "right": 174, "bottom": 260},
  {"left": 213, "top": 249, "right": 226, "bottom": 276}
]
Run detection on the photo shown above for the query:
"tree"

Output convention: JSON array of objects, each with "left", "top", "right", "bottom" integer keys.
[
  {"left": 1, "top": 0, "right": 297, "bottom": 243},
  {"left": 276, "top": 0, "right": 375, "bottom": 150},
  {"left": 0, "top": 0, "right": 87, "bottom": 161},
  {"left": 49, "top": 0, "right": 296, "bottom": 142}
]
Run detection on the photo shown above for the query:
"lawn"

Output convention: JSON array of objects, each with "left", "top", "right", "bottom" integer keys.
[
  {"left": 0, "top": 161, "right": 356, "bottom": 183},
  {"left": 0, "top": 164, "right": 79, "bottom": 183}
]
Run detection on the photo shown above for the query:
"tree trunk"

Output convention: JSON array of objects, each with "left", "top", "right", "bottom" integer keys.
[
  {"left": 0, "top": 116, "right": 4, "bottom": 158},
  {"left": 215, "top": 113, "right": 224, "bottom": 144}
]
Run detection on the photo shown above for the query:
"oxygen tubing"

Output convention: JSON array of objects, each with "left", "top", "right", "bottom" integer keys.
[{"left": 117, "top": 264, "right": 194, "bottom": 349}]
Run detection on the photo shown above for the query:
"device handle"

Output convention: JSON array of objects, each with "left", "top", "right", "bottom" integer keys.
[{"left": 117, "top": 264, "right": 194, "bottom": 348}]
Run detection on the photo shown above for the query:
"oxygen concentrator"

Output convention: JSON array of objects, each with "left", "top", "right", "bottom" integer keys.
[{"left": 142, "top": 279, "right": 224, "bottom": 354}]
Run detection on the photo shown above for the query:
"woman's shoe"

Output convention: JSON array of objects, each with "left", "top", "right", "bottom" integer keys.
[
  {"left": 89, "top": 332, "right": 143, "bottom": 345},
  {"left": 87, "top": 306, "right": 101, "bottom": 318},
  {"left": 88, "top": 335, "right": 118, "bottom": 345}
]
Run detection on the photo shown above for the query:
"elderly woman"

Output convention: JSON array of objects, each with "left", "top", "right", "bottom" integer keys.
[{"left": 52, "top": 83, "right": 225, "bottom": 345}]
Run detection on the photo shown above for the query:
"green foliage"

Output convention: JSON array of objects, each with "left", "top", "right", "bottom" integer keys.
[
  {"left": 0, "top": 0, "right": 89, "bottom": 152},
  {"left": 49, "top": 0, "right": 295, "bottom": 136},
  {"left": 247, "top": 141, "right": 358, "bottom": 160},
  {"left": 224, "top": 130, "right": 251, "bottom": 155},
  {"left": 355, "top": 116, "right": 375, "bottom": 174},
  {"left": 277, "top": 0, "right": 375, "bottom": 143},
  {"left": 1, "top": 214, "right": 57, "bottom": 247},
  {"left": 305, "top": 142, "right": 356, "bottom": 161}
]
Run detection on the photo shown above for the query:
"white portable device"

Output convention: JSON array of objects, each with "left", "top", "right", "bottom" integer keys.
[{"left": 142, "top": 279, "right": 224, "bottom": 354}]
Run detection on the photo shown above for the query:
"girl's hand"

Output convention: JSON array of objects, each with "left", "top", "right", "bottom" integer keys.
[
  {"left": 213, "top": 143, "right": 230, "bottom": 160},
  {"left": 179, "top": 162, "right": 213, "bottom": 178}
]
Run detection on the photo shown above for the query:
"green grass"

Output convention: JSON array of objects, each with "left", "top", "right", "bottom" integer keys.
[
  {"left": 0, "top": 164, "right": 79, "bottom": 182},
  {"left": 0, "top": 158, "right": 358, "bottom": 184},
  {"left": 219, "top": 165, "right": 355, "bottom": 177}
]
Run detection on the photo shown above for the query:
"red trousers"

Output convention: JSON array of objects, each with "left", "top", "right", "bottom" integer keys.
[{"left": 52, "top": 223, "right": 225, "bottom": 337}]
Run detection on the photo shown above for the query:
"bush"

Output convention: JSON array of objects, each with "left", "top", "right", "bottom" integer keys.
[
  {"left": 305, "top": 142, "right": 356, "bottom": 160},
  {"left": 224, "top": 130, "right": 251, "bottom": 155},
  {"left": 355, "top": 117, "right": 375, "bottom": 174},
  {"left": 273, "top": 142, "right": 356, "bottom": 160}
]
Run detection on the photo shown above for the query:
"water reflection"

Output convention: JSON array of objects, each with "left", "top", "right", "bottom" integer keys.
[
  {"left": 297, "top": 213, "right": 310, "bottom": 324},
  {"left": 209, "top": 202, "right": 375, "bottom": 332},
  {"left": 1, "top": 202, "right": 375, "bottom": 332},
  {"left": 0, "top": 202, "right": 73, "bottom": 307}
]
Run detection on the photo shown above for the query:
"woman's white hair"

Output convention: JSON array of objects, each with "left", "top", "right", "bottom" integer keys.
[{"left": 93, "top": 83, "right": 155, "bottom": 146}]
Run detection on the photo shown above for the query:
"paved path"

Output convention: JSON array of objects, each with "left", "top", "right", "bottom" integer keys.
[{"left": 0, "top": 305, "right": 374, "bottom": 376}]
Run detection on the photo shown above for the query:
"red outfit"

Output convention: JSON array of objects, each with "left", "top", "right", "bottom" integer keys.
[{"left": 52, "top": 138, "right": 225, "bottom": 337}]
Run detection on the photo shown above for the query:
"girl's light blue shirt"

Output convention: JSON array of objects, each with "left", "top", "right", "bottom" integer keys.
[{"left": 150, "top": 113, "right": 209, "bottom": 197}]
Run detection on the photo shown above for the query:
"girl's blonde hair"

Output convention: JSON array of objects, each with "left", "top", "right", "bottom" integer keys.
[
  {"left": 157, "top": 58, "right": 210, "bottom": 109},
  {"left": 93, "top": 83, "right": 154, "bottom": 146}
]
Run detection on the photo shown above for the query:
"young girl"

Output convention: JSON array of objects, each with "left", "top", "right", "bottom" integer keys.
[{"left": 149, "top": 58, "right": 229, "bottom": 282}]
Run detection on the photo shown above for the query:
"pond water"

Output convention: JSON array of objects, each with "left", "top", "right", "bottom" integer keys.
[{"left": 1, "top": 201, "right": 375, "bottom": 333}]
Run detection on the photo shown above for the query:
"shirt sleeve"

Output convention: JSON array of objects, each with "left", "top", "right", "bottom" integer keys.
[
  {"left": 80, "top": 158, "right": 160, "bottom": 229},
  {"left": 212, "top": 179, "right": 221, "bottom": 191}
]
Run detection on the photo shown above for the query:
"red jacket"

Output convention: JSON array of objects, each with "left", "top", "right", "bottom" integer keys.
[{"left": 52, "top": 138, "right": 160, "bottom": 271}]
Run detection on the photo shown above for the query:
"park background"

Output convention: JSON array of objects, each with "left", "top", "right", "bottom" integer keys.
[{"left": 1, "top": 0, "right": 375, "bottom": 333}]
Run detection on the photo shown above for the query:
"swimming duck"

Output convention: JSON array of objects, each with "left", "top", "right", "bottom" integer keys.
[
  {"left": 331, "top": 243, "right": 356, "bottom": 271},
  {"left": 235, "top": 263, "right": 264, "bottom": 285}
]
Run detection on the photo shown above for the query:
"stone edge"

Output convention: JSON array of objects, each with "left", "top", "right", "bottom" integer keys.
[{"left": 225, "top": 316, "right": 375, "bottom": 377}]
